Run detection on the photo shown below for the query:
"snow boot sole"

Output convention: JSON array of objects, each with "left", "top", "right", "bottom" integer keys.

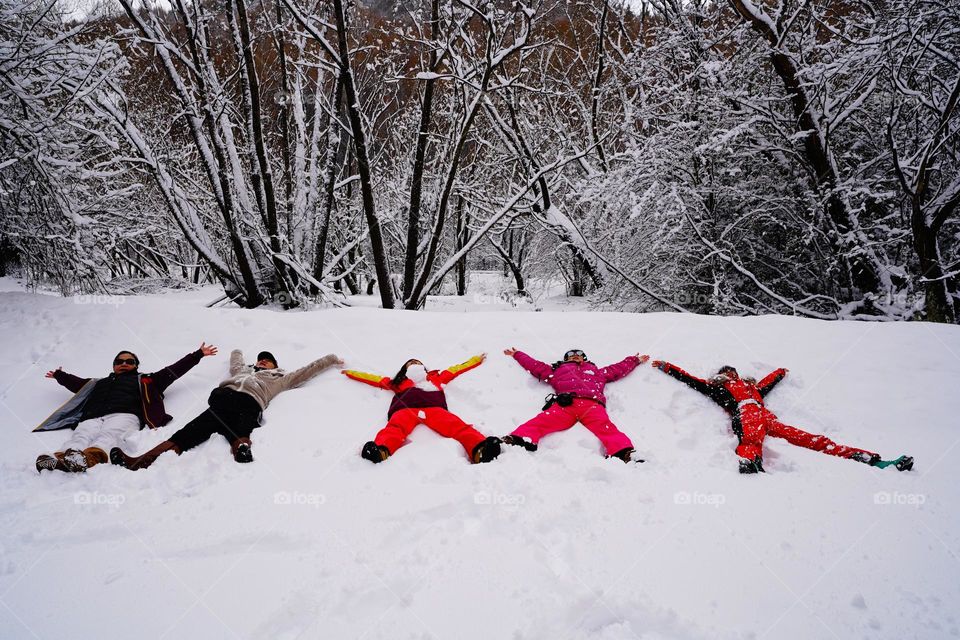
[
  {"left": 502, "top": 435, "right": 537, "bottom": 452},
  {"left": 62, "top": 449, "right": 87, "bottom": 473},
  {"left": 234, "top": 443, "right": 253, "bottom": 463},
  {"left": 739, "top": 456, "right": 764, "bottom": 474},
  {"left": 472, "top": 437, "right": 502, "bottom": 464},
  {"left": 361, "top": 441, "right": 389, "bottom": 463},
  {"left": 35, "top": 454, "right": 67, "bottom": 473},
  {"left": 895, "top": 455, "right": 914, "bottom": 472}
]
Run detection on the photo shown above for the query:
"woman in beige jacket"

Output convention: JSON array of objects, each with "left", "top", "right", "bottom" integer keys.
[{"left": 110, "top": 349, "right": 342, "bottom": 469}]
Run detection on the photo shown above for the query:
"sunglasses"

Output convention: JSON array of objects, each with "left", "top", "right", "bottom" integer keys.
[
  {"left": 564, "top": 350, "right": 586, "bottom": 359},
  {"left": 114, "top": 358, "right": 137, "bottom": 366}
]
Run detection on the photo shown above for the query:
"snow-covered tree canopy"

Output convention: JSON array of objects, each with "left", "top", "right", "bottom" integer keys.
[{"left": 1, "top": 0, "right": 957, "bottom": 321}]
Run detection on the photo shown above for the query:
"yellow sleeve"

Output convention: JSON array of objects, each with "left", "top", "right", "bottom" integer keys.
[
  {"left": 343, "top": 369, "right": 392, "bottom": 390},
  {"left": 437, "top": 355, "right": 484, "bottom": 384}
]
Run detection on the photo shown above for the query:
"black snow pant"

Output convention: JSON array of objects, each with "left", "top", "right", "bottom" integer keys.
[{"left": 169, "top": 387, "right": 262, "bottom": 452}]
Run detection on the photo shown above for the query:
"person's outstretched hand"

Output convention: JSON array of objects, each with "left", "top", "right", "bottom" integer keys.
[
  {"left": 45, "top": 367, "right": 62, "bottom": 379},
  {"left": 504, "top": 348, "right": 518, "bottom": 356},
  {"left": 336, "top": 357, "right": 345, "bottom": 367},
  {"left": 635, "top": 354, "right": 650, "bottom": 364},
  {"left": 478, "top": 353, "right": 488, "bottom": 363},
  {"left": 199, "top": 342, "right": 218, "bottom": 357},
  {"left": 651, "top": 359, "right": 665, "bottom": 369}
]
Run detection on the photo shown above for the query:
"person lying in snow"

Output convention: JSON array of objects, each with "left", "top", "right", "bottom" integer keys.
[
  {"left": 110, "top": 349, "right": 341, "bottom": 469},
  {"left": 651, "top": 360, "right": 914, "bottom": 474},
  {"left": 501, "top": 348, "right": 648, "bottom": 462},
  {"left": 343, "top": 355, "right": 502, "bottom": 464},
  {"left": 34, "top": 344, "right": 217, "bottom": 473}
]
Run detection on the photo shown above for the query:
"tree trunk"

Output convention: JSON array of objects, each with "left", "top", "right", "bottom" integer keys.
[
  {"left": 332, "top": 0, "right": 395, "bottom": 308},
  {"left": 912, "top": 214, "right": 954, "bottom": 323},
  {"left": 230, "top": 0, "right": 297, "bottom": 304},
  {"left": 313, "top": 74, "right": 344, "bottom": 284},
  {"left": 455, "top": 195, "right": 468, "bottom": 296},
  {"left": 727, "top": 0, "right": 883, "bottom": 295},
  {"left": 402, "top": 0, "right": 440, "bottom": 302}
]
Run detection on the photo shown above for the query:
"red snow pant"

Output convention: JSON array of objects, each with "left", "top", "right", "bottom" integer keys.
[
  {"left": 509, "top": 398, "right": 634, "bottom": 456},
  {"left": 374, "top": 407, "right": 487, "bottom": 458},
  {"left": 735, "top": 406, "right": 876, "bottom": 461}
]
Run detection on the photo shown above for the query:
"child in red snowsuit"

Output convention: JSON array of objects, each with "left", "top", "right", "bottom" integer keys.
[
  {"left": 343, "top": 355, "right": 501, "bottom": 464},
  {"left": 502, "top": 348, "right": 647, "bottom": 462},
  {"left": 652, "top": 361, "right": 913, "bottom": 473}
]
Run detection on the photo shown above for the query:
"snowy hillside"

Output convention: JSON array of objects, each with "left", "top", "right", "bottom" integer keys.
[{"left": 1, "top": 282, "right": 958, "bottom": 640}]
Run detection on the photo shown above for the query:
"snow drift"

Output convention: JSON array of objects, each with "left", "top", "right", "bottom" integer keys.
[{"left": 1, "top": 282, "right": 958, "bottom": 639}]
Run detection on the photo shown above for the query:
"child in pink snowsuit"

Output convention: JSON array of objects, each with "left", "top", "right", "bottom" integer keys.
[{"left": 502, "top": 348, "right": 648, "bottom": 462}]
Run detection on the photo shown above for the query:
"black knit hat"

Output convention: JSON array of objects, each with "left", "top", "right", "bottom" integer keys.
[
  {"left": 114, "top": 350, "right": 140, "bottom": 366},
  {"left": 257, "top": 351, "right": 278, "bottom": 367}
]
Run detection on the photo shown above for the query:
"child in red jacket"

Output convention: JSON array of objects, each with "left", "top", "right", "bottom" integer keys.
[
  {"left": 652, "top": 360, "right": 913, "bottom": 473},
  {"left": 343, "top": 354, "right": 501, "bottom": 464}
]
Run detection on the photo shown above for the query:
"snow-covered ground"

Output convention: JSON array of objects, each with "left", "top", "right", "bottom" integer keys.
[{"left": 1, "top": 279, "right": 958, "bottom": 640}]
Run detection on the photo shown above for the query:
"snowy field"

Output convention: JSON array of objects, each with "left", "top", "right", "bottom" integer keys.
[{"left": 1, "top": 279, "right": 959, "bottom": 639}]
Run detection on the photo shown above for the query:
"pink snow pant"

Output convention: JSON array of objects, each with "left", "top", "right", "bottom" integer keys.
[{"left": 509, "top": 398, "right": 633, "bottom": 456}]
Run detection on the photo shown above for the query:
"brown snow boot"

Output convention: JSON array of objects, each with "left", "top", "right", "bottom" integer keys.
[
  {"left": 36, "top": 452, "right": 68, "bottom": 473},
  {"left": 62, "top": 448, "right": 89, "bottom": 473},
  {"left": 110, "top": 440, "right": 180, "bottom": 471},
  {"left": 83, "top": 447, "right": 109, "bottom": 469}
]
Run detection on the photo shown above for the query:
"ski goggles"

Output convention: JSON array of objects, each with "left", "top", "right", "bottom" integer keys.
[{"left": 564, "top": 349, "right": 587, "bottom": 360}]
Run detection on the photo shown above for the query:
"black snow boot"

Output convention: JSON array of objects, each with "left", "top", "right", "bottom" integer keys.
[
  {"left": 739, "top": 456, "right": 765, "bottom": 474},
  {"left": 894, "top": 455, "right": 914, "bottom": 471},
  {"left": 233, "top": 441, "right": 253, "bottom": 464},
  {"left": 361, "top": 441, "right": 389, "bottom": 463},
  {"left": 472, "top": 437, "right": 502, "bottom": 464},
  {"left": 851, "top": 451, "right": 881, "bottom": 466},
  {"left": 502, "top": 435, "right": 537, "bottom": 452}
]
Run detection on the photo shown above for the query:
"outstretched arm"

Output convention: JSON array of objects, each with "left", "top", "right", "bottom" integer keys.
[
  {"left": 601, "top": 354, "right": 648, "bottom": 382},
  {"left": 150, "top": 343, "right": 217, "bottom": 391},
  {"left": 47, "top": 368, "right": 90, "bottom": 394},
  {"left": 757, "top": 368, "right": 788, "bottom": 397},
  {"left": 508, "top": 349, "right": 553, "bottom": 382},
  {"left": 282, "top": 354, "right": 343, "bottom": 390},
  {"left": 341, "top": 368, "right": 394, "bottom": 390},
  {"left": 435, "top": 354, "right": 485, "bottom": 385},
  {"left": 230, "top": 349, "right": 245, "bottom": 376},
  {"left": 651, "top": 360, "right": 714, "bottom": 397}
]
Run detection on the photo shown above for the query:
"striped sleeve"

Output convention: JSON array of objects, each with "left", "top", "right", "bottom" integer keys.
[
  {"left": 436, "top": 355, "right": 484, "bottom": 385},
  {"left": 342, "top": 369, "right": 393, "bottom": 390}
]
